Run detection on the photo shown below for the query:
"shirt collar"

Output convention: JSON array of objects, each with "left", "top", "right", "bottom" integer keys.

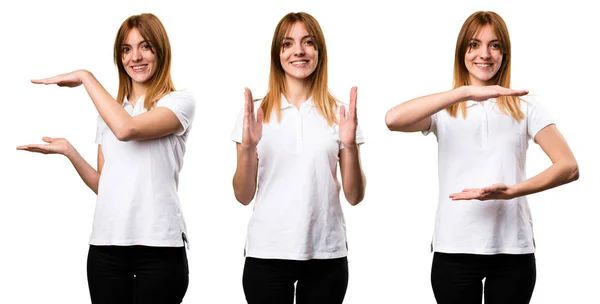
[
  {"left": 465, "top": 98, "right": 495, "bottom": 107},
  {"left": 280, "top": 94, "right": 315, "bottom": 109}
]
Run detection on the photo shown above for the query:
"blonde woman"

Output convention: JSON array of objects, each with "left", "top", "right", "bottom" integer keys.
[
  {"left": 18, "top": 13, "right": 194, "bottom": 304},
  {"left": 231, "top": 12, "right": 366, "bottom": 304},
  {"left": 385, "top": 11, "right": 578, "bottom": 304}
]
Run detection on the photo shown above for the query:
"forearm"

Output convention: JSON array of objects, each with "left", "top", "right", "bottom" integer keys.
[
  {"left": 385, "top": 87, "right": 468, "bottom": 131},
  {"left": 510, "top": 160, "right": 579, "bottom": 198},
  {"left": 64, "top": 146, "right": 100, "bottom": 194},
  {"left": 232, "top": 146, "right": 258, "bottom": 205},
  {"left": 340, "top": 145, "right": 366, "bottom": 205},
  {"left": 80, "top": 71, "right": 133, "bottom": 140}
]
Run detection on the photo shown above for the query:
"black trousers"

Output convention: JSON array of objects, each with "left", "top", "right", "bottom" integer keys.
[
  {"left": 242, "top": 256, "right": 349, "bottom": 304},
  {"left": 431, "top": 252, "right": 536, "bottom": 304},
  {"left": 87, "top": 245, "right": 189, "bottom": 304}
]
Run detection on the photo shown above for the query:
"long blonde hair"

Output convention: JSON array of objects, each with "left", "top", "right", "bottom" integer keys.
[
  {"left": 448, "top": 11, "right": 524, "bottom": 121},
  {"left": 260, "top": 12, "right": 338, "bottom": 125},
  {"left": 113, "top": 13, "right": 175, "bottom": 110}
]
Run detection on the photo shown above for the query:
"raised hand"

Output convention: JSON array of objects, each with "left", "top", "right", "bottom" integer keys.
[
  {"left": 16, "top": 137, "right": 73, "bottom": 156},
  {"left": 449, "top": 183, "right": 513, "bottom": 201},
  {"left": 31, "top": 70, "right": 89, "bottom": 88},
  {"left": 241, "top": 88, "right": 263, "bottom": 149},
  {"left": 465, "top": 85, "right": 529, "bottom": 102},
  {"left": 339, "top": 86, "right": 358, "bottom": 147}
]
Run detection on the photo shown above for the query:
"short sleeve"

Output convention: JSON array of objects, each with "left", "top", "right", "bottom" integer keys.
[
  {"left": 156, "top": 91, "right": 196, "bottom": 136},
  {"left": 421, "top": 111, "right": 439, "bottom": 136},
  {"left": 95, "top": 114, "right": 107, "bottom": 144},
  {"left": 525, "top": 97, "right": 555, "bottom": 143}
]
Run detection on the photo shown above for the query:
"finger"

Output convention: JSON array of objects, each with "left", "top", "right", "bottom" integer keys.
[
  {"left": 339, "top": 105, "right": 346, "bottom": 120},
  {"left": 42, "top": 137, "right": 54, "bottom": 143},
  {"left": 256, "top": 107, "right": 263, "bottom": 125},
  {"left": 349, "top": 86, "right": 357, "bottom": 117},
  {"left": 31, "top": 75, "right": 61, "bottom": 84}
]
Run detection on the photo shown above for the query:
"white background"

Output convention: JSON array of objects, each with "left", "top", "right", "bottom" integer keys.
[{"left": 1, "top": 0, "right": 597, "bottom": 303}]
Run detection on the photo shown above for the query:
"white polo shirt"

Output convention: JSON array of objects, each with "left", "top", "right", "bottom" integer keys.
[
  {"left": 91, "top": 90, "right": 195, "bottom": 247},
  {"left": 424, "top": 97, "right": 554, "bottom": 254},
  {"left": 231, "top": 96, "right": 365, "bottom": 260}
]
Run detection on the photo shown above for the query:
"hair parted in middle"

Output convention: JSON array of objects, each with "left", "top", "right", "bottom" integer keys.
[
  {"left": 448, "top": 10, "right": 524, "bottom": 121},
  {"left": 113, "top": 13, "right": 175, "bottom": 110},
  {"left": 260, "top": 12, "right": 339, "bottom": 125}
]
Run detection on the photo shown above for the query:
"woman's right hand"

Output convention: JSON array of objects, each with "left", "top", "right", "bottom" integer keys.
[
  {"left": 464, "top": 85, "right": 529, "bottom": 102},
  {"left": 17, "top": 137, "right": 73, "bottom": 156},
  {"left": 241, "top": 88, "right": 263, "bottom": 149}
]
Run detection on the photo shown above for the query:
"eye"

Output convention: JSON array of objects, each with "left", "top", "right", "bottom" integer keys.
[
  {"left": 122, "top": 46, "right": 131, "bottom": 53},
  {"left": 468, "top": 41, "right": 479, "bottom": 48},
  {"left": 282, "top": 41, "right": 292, "bottom": 48},
  {"left": 141, "top": 43, "right": 152, "bottom": 50},
  {"left": 303, "top": 39, "right": 314, "bottom": 46},
  {"left": 491, "top": 42, "right": 501, "bottom": 50}
]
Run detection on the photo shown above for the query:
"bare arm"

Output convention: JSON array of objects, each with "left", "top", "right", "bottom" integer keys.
[
  {"left": 17, "top": 138, "right": 102, "bottom": 194},
  {"left": 385, "top": 86, "right": 529, "bottom": 132},
  {"left": 32, "top": 70, "right": 183, "bottom": 141},
  {"left": 510, "top": 125, "right": 579, "bottom": 196},
  {"left": 449, "top": 125, "right": 579, "bottom": 201},
  {"left": 340, "top": 145, "right": 366, "bottom": 205},
  {"left": 232, "top": 88, "right": 263, "bottom": 205},
  {"left": 339, "top": 87, "right": 366, "bottom": 205},
  {"left": 233, "top": 144, "right": 259, "bottom": 205}
]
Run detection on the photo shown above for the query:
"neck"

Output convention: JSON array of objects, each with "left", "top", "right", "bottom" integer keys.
[
  {"left": 128, "top": 82, "right": 149, "bottom": 107},
  {"left": 284, "top": 76, "right": 312, "bottom": 109}
]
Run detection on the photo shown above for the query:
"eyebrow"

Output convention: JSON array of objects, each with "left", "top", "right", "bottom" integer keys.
[
  {"left": 121, "top": 40, "right": 149, "bottom": 47},
  {"left": 470, "top": 38, "right": 500, "bottom": 43},
  {"left": 282, "top": 35, "right": 313, "bottom": 40}
]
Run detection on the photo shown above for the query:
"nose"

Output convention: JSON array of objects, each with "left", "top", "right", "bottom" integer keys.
[
  {"left": 479, "top": 46, "right": 491, "bottom": 59},
  {"left": 293, "top": 43, "right": 305, "bottom": 56},
  {"left": 132, "top": 48, "right": 143, "bottom": 62}
]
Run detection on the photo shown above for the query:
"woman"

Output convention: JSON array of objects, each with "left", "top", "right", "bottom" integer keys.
[
  {"left": 231, "top": 12, "right": 366, "bottom": 304},
  {"left": 17, "top": 13, "right": 194, "bottom": 304},
  {"left": 385, "top": 11, "right": 578, "bottom": 304}
]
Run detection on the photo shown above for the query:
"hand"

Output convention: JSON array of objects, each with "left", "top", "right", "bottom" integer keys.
[
  {"left": 241, "top": 88, "right": 263, "bottom": 149},
  {"left": 16, "top": 137, "right": 73, "bottom": 156},
  {"left": 465, "top": 85, "right": 528, "bottom": 102},
  {"left": 339, "top": 86, "right": 358, "bottom": 147},
  {"left": 449, "top": 183, "right": 513, "bottom": 201},
  {"left": 31, "top": 70, "right": 90, "bottom": 88}
]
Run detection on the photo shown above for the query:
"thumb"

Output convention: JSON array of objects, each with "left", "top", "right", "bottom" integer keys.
[{"left": 42, "top": 137, "right": 54, "bottom": 143}]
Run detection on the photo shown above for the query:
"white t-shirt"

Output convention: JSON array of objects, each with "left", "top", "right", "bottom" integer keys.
[
  {"left": 231, "top": 96, "right": 365, "bottom": 260},
  {"left": 424, "top": 97, "right": 554, "bottom": 254},
  {"left": 91, "top": 90, "right": 196, "bottom": 247}
]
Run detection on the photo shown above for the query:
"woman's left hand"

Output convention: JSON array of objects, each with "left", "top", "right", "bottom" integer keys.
[
  {"left": 339, "top": 86, "right": 358, "bottom": 148},
  {"left": 449, "top": 183, "right": 514, "bottom": 201},
  {"left": 31, "top": 70, "right": 89, "bottom": 88}
]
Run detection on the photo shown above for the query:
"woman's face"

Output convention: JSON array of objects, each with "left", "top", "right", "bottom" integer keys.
[
  {"left": 464, "top": 24, "right": 503, "bottom": 86},
  {"left": 121, "top": 28, "right": 157, "bottom": 86},
  {"left": 279, "top": 22, "right": 319, "bottom": 82}
]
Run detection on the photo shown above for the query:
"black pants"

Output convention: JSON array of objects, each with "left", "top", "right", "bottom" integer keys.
[
  {"left": 431, "top": 252, "right": 536, "bottom": 304},
  {"left": 87, "top": 245, "right": 189, "bottom": 304},
  {"left": 242, "top": 257, "right": 349, "bottom": 304}
]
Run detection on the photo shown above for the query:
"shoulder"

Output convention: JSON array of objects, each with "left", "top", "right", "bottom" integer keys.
[{"left": 163, "top": 90, "right": 195, "bottom": 102}]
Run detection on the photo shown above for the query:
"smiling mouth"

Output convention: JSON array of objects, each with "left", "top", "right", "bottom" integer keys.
[
  {"left": 132, "top": 65, "right": 147, "bottom": 71},
  {"left": 475, "top": 63, "right": 493, "bottom": 68},
  {"left": 291, "top": 60, "right": 309, "bottom": 66}
]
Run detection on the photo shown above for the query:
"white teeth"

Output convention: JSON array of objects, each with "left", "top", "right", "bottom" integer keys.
[
  {"left": 476, "top": 63, "right": 492, "bottom": 67},
  {"left": 132, "top": 65, "right": 146, "bottom": 71},
  {"left": 292, "top": 61, "right": 307, "bottom": 65}
]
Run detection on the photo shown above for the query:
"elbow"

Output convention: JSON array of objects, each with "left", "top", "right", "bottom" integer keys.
[
  {"left": 114, "top": 126, "right": 135, "bottom": 142},
  {"left": 567, "top": 161, "right": 580, "bottom": 183},
  {"left": 345, "top": 190, "right": 365, "bottom": 206},
  {"left": 385, "top": 110, "right": 404, "bottom": 131},
  {"left": 234, "top": 195, "right": 252, "bottom": 206}
]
